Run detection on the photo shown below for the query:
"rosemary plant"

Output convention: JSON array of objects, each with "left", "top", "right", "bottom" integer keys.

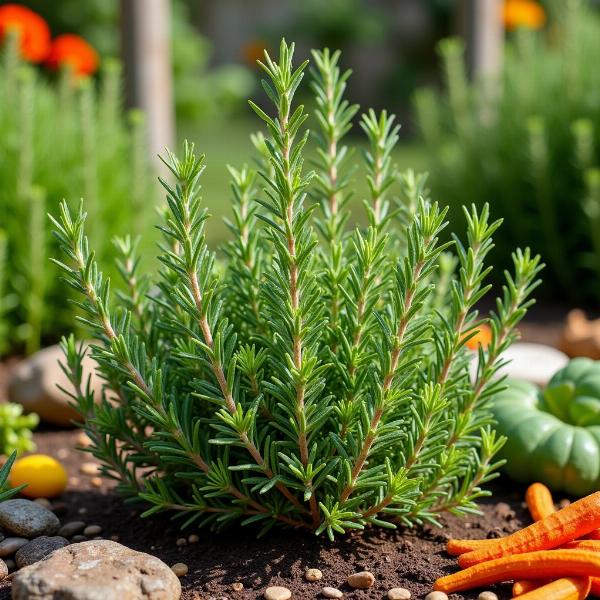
[{"left": 53, "top": 41, "right": 542, "bottom": 538}]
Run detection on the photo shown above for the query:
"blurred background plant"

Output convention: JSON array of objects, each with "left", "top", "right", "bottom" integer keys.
[
  {"left": 0, "top": 7, "right": 157, "bottom": 355},
  {"left": 24, "top": 0, "right": 255, "bottom": 123},
  {"left": 0, "top": 404, "right": 37, "bottom": 455},
  {"left": 415, "top": 0, "right": 600, "bottom": 304}
]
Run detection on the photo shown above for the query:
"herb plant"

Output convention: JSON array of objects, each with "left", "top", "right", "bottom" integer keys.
[
  {"left": 53, "top": 41, "right": 542, "bottom": 537},
  {"left": 0, "top": 404, "right": 38, "bottom": 456},
  {"left": 415, "top": 0, "right": 600, "bottom": 304},
  {"left": 0, "top": 35, "right": 155, "bottom": 353}
]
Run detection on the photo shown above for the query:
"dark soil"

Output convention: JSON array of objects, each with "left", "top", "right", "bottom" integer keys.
[
  {"left": 0, "top": 430, "right": 546, "bottom": 600},
  {"left": 0, "top": 312, "right": 573, "bottom": 599}
]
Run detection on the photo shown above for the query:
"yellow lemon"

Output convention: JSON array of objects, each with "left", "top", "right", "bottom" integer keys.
[{"left": 9, "top": 454, "right": 67, "bottom": 499}]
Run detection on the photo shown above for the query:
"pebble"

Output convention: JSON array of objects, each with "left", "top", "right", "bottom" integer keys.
[
  {"left": 322, "top": 587, "right": 343, "bottom": 599},
  {"left": 388, "top": 588, "right": 411, "bottom": 599},
  {"left": 0, "top": 558, "right": 7, "bottom": 580},
  {"left": 33, "top": 498, "right": 52, "bottom": 509},
  {"left": 57, "top": 521, "right": 86, "bottom": 538},
  {"left": 305, "top": 567, "right": 323, "bottom": 581},
  {"left": 425, "top": 593, "right": 448, "bottom": 600},
  {"left": 76, "top": 431, "right": 92, "bottom": 447},
  {"left": 51, "top": 502, "right": 68, "bottom": 516},
  {"left": 188, "top": 534, "right": 199, "bottom": 543},
  {"left": 232, "top": 581, "right": 244, "bottom": 592},
  {"left": 110, "top": 534, "right": 119, "bottom": 541},
  {"left": 0, "top": 499, "right": 60, "bottom": 538},
  {"left": 56, "top": 448, "right": 69, "bottom": 460},
  {"left": 80, "top": 462, "right": 100, "bottom": 476},
  {"left": 83, "top": 525, "right": 102, "bottom": 537},
  {"left": 176, "top": 537, "right": 187, "bottom": 547},
  {"left": 264, "top": 586, "right": 291, "bottom": 600},
  {"left": 15, "top": 536, "right": 69, "bottom": 568},
  {"left": 71, "top": 535, "right": 87, "bottom": 543},
  {"left": 12, "top": 539, "right": 181, "bottom": 600},
  {"left": 347, "top": 570, "right": 375, "bottom": 589},
  {"left": 171, "top": 562, "right": 188, "bottom": 577},
  {"left": 478, "top": 593, "right": 499, "bottom": 600},
  {"left": 0, "top": 537, "right": 28, "bottom": 557},
  {"left": 91, "top": 476, "right": 103, "bottom": 488},
  {"left": 5, "top": 558, "right": 15, "bottom": 571}
]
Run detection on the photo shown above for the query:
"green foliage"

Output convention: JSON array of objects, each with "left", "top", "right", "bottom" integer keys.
[
  {"left": 53, "top": 40, "right": 541, "bottom": 537},
  {"left": 0, "top": 37, "right": 156, "bottom": 353},
  {"left": 0, "top": 405, "right": 38, "bottom": 456},
  {"left": 415, "top": 1, "right": 600, "bottom": 304},
  {"left": 0, "top": 452, "right": 27, "bottom": 501}
]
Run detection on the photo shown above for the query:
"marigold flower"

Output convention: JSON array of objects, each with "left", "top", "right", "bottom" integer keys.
[
  {"left": 46, "top": 34, "right": 99, "bottom": 77},
  {"left": 503, "top": 0, "right": 546, "bottom": 30},
  {"left": 0, "top": 3, "right": 50, "bottom": 62}
]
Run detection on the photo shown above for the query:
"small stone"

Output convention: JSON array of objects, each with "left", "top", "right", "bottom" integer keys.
[
  {"left": 57, "top": 448, "right": 69, "bottom": 460},
  {"left": 388, "top": 588, "right": 411, "bottom": 600},
  {"left": 91, "top": 476, "right": 103, "bottom": 488},
  {"left": 171, "top": 562, "right": 188, "bottom": 577},
  {"left": 264, "top": 586, "right": 291, "bottom": 600},
  {"left": 57, "top": 521, "right": 86, "bottom": 538},
  {"left": 305, "top": 567, "right": 323, "bottom": 581},
  {"left": 232, "top": 581, "right": 244, "bottom": 592},
  {"left": 0, "top": 499, "right": 60, "bottom": 538},
  {"left": 425, "top": 593, "right": 448, "bottom": 600},
  {"left": 33, "top": 498, "right": 51, "bottom": 509},
  {"left": 5, "top": 558, "right": 15, "bottom": 571},
  {"left": 188, "top": 534, "right": 199, "bottom": 543},
  {"left": 71, "top": 535, "right": 87, "bottom": 543},
  {"left": 78, "top": 507, "right": 87, "bottom": 515},
  {"left": 110, "top": 534, "right": 119, "bottom": 541},
  {"left": 559, "top": 499, "right": 571, "bottom": 509},
  {"left": 322, "top": 587, "right": 343, "bottom": 599},
  {"left": 176, "top": 537, "right": 187, "bottom": 547},
  {"left": 0, "top": 537, "right": 28, "bottom": 557},
  {"left": 0, "top": 558, "right": 8, "bottom": 580},
  {"left": 80, "top": 462, "right": 100, "bottom": 476},
  {"left": 50, "top": 502, "right": 67, "bottom": 516},
  {"left": 15, "top": 536, "right": 69, "bottom": 568},
  {"left": 347, "top": 570, "right": 375, "bottom": 589},
  {"left": 495, "top": 502, "right": 515, "bottom": 520},
  {"left": 478, "top": 593, "right": 499, "bottom": 600},
  {"left": 76, "top": 431, "right": 92, "bottom": 447},
  {"left": 83, "top": 524, "right": 102, "bottom": 537},
  {"left": 13, "top": 539, "right": 181, "bottom": 600}
]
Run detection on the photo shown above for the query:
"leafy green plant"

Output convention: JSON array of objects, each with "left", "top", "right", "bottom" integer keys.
[
  {"left": 53, "top": 40, "right": 541, "bottom": 538},
  {"left": 0, "top": 452, "right": 27, "bottom": 500},
  {"left": 0, "top": 36, "right": 156, "bottom": 353},
  {"left": 0, "top": 404, "right": 38, "bottom": 456},
  {"left": 415, "top": 1, "right": 600, "bottom": 304}
]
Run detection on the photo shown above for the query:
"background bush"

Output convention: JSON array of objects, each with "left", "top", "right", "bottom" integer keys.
[
  {"left": 0, "top": 40, "right": 156, "bottom": 354},
  {"left": 415, "top": 0, "right": 600, "bottom": 305}
]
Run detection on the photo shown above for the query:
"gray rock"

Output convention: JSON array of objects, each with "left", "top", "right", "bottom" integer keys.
[
  {"left": 57, "top": 521, "right": 86, "bottom": 538},
  {"left": 12, "top": 539, "right": 182, "bottom": 600},
  {"left": 0, "top": 499, "right": 59, "bottom": 538},
  {"left": 16, "top": 536, "right": 69, "bottom": 568},
  {"left": 8, "top": 342, "right": 104, "bottom": 426},
  {"left": 0, "top": 536, "right": 28, "bottom": 557}
]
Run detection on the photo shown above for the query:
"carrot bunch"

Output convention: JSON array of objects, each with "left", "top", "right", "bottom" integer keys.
[{"left": 435, "top": 485, "right": 600, "bottom": 599}]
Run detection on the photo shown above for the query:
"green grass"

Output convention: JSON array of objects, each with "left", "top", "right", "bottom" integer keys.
[{"left": 180, "top": 117, "right": 428, "bottom": 246}]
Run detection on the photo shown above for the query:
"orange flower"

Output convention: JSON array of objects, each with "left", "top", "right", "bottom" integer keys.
[
  {"left": 241, "top": 39, "right": 269, "bottom": 67},
  {"left": 0, "top": 3, "right": 50, "bottom": 62},
  {"left": 503, "top": 0, "right": 546, "bottom": 30},
  {"left": 464, "top": 323, "right": 493, "bottom": 351},
  {"left": 46, "top": 34, "right": 99, "bottom": 77}
]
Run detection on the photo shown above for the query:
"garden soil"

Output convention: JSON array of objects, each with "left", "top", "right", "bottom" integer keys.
[{"left": 0, "top": 314, "right": 570, "bottom": 599}]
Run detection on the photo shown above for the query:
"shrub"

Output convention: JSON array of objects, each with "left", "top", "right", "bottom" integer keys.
[
  {"left": 53, "top": 41, "right": 541, "bottom": 537},
  {"left": 415, "top": 1, "right": 600, "bottom": 305},
  {"left": 0, "top": 36, "right": 156, "bottom": 353}
]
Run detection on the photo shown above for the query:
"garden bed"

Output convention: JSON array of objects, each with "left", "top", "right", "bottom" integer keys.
[{"left": 1, "top": 430, "right": 538, "bottom": 600}]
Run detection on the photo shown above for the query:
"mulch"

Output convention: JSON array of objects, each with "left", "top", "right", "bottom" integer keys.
[{"left": 0, "top": 309, "right": 574, "bottom": 599}]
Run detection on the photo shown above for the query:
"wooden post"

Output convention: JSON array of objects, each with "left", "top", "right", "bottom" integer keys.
[
  {"left": 466, "top": 0, "right": 504, "bottom": 79},
  {"left": 120, "top": 0, "right": 175, "bottom": 166}
]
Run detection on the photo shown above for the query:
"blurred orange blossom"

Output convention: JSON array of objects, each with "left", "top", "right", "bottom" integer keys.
[
  {"left": 46, "top": 34, "right": 99, "bottom": 77},
  {"left": 503, "top": 0, "right": 546, "bottom": 30},
  {"left": 0, "top": 3, "right": 50, "bottom": 62}
]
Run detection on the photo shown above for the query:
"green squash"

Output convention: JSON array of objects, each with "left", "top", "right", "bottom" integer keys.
[{"left": 492, "top": 358, "right": 600, "bottom": 496}]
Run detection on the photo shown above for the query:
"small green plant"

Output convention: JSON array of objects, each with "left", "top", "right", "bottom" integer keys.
[
  {"left": 0, "top": 452, "right": 26, "bottom": 500},
  {"left": 415, "top": 1, "right": 600, "bottom": 304},
  {"left": 0, "top": 36, "right": 156, "bottom": 354},
  {"left": 0, "top": 404, "right": 38, "bottom": 456},
  {"left": 53, "top": 41, "right": 542, "bottom": 537}
]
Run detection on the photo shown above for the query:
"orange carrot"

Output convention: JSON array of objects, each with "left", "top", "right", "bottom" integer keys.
[
  {"left": 563, "top": 540, "right": 600, "bottom": 552},
  {"left": 434, "top": 549, "right": 600, "bottom": 593},
  {"left": 592, "top": 577, "right": 600, "bottom": 596},
  {"left": 516, "top": 577, "right": 591, "bottom": 600},
  {"left": 446, "top": 538, "right": 497, "bottom": 556},
  {"left": 526, "top": 482, "right": 556, "bottom": 521},
  {"left": 458, "top": 491, "right": 600, "bottom": 568},
  {"left": 513, "top": 579, "right": 549, "bottom": 596}
]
